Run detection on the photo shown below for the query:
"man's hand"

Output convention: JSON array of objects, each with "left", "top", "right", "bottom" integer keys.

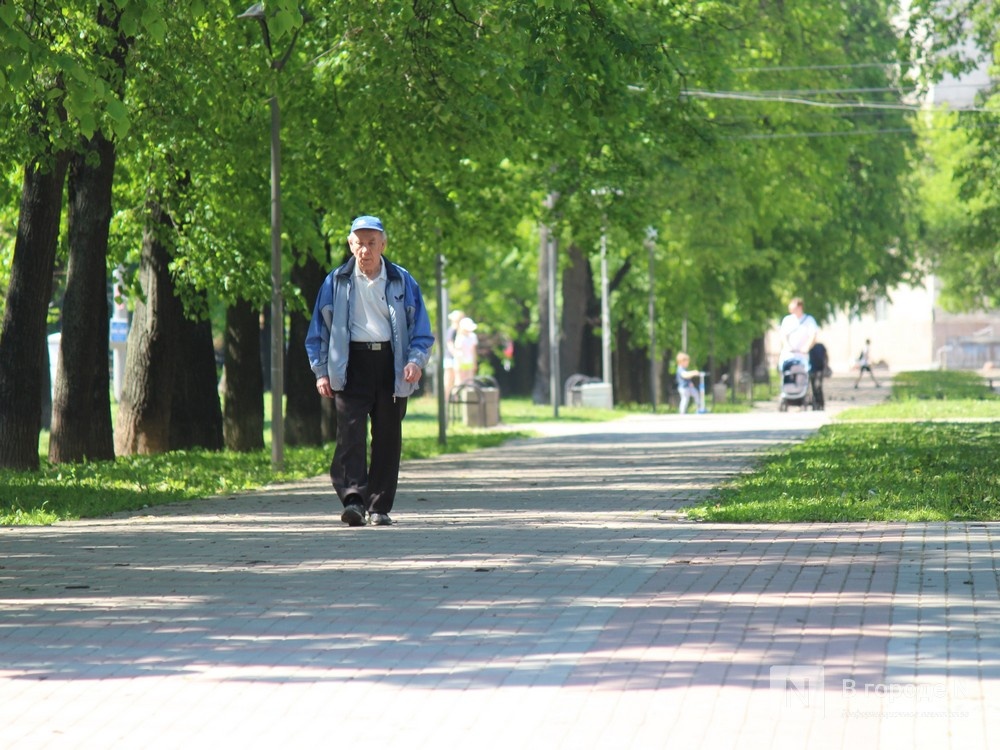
[
  {"left": 403, "top": 363, "right": 422, "bottom": 383},
  {"left": 316, "top": 376, "right": 334, "bottom": 398}
]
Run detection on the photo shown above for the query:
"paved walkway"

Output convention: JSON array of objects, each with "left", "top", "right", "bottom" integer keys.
[{"left": 1, "top": 375, "right": 997, "bottom": 749}]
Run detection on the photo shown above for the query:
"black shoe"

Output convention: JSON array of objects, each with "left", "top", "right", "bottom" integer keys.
[
  {"left": 341, "top": 503, "right": 366, "bottom": 527},
  {"left": 369, "top": 512, "right": 392, "bottom": 526}
]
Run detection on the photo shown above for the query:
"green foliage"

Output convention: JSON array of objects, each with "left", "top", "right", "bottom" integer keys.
[
  {"left": 548, "top": 0, "right": 922, "bottom": 365},
  {"left": 0, "top": 1, "right": 169, "bottom": 153},
  {"left": 0, "top": 0, "right": 938, "bottom": 420},
  {"left": 909, "top": 107, "right": 999, "bottom": 311},
  {"left": 2, "top": 0, "right": 924, "bottom": 325},
  {"left": 904, "top": 2, "right": 1000, "bottom": 311}
]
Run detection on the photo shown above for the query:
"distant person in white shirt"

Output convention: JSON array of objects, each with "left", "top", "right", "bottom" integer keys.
[
  {"left": 855, "top": 338, "right": 881, "bottom": 388},
  {"left": 778, "top": 297, "right": 819, "bottom": 372},
  {"left": 452, "top": 317, "right": 479, "bottom": 385}
]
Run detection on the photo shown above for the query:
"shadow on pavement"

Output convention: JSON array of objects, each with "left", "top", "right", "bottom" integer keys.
[{"left": 3, "top": 410, "right": 996, "bottom": 696}]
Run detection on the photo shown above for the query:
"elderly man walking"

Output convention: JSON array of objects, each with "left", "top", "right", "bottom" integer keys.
[{"left": 305, "top": 215, "right": 434, "bottom": 527}]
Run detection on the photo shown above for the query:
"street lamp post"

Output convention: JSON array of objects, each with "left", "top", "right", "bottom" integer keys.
[
  {"left": 267, "top": 79, "right": 284, "bottom": 472},
  {"left": 436, "top": 252, "right": 447, "bottom": 445},
  {"left": 645, "top": 227, "right": 658, "bottom": 411},
  {"left": 548, "top": 231, "right": 560, "bottom": 417},
  {"left": 590, "top": 188, "right": 622, "bottom": 402},
  {"left": 600, "top": 218, "right": 611, "bottom": 393},
  {"left": 542, "top": 192, "right": 560, "bottom": 417},
  {"left": 238, "top": 3, "right": 306, "bottom": 472}
]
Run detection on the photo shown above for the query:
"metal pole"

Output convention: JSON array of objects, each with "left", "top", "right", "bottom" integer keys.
[
  {"left": 601, "top": 219, "right": 612, "bottom": 397},
  {"left": 436, "top": 253, "right": 447, "bottom": 446},
  {"left": 269, "top": 86, "right": 284, "bottom": 472},
  {"left": 237, "top": 3, "right": 305, "bottom": 473},
  {"left": 548, "top": 234, "right": 559, "bottom": 417},
  {"left": 646, "top": 228, "right": 657, "bottom": 412}
]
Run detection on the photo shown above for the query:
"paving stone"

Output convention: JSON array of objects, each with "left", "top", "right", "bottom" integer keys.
[{"left": 0, "top": 375, "right": 996, "bottom": 748}]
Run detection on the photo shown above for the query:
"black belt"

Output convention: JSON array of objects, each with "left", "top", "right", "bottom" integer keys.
[{"left": 350, "top": 341, "right": 391, "bottom": 351}]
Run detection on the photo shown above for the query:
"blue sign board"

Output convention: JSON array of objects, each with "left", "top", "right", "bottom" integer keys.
[{"left": 110, "top": 320, "right": 129, "bottom": 344}]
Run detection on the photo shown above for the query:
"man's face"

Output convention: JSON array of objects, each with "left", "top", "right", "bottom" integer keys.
[
  {"left": 789, "top": 300, "right": 803, "bottom": 316},
  {"left": 350, "top": 229, "right": 386, "bottom": 278}
]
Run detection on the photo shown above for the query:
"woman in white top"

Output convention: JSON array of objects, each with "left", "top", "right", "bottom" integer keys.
[
  {"left": 453, "top": 317, "right": 479, "bottom": 385},
  {"left": 778, "top": 297, "right": 819, "bottom": 370}
]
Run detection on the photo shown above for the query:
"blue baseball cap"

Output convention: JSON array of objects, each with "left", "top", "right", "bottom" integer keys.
[{"left": 350, "top": 215, "right": 385, "bottom": 233}]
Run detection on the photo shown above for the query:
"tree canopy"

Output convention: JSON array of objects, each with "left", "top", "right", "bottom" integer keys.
[
  {"left": 0, "top": 0, "right": 973, "bottom": 464},
  {"left": 904, "top": 0, "right": 1000, "bottom": 311}
]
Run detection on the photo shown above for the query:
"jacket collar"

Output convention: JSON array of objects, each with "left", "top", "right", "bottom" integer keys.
[{"left": 336, "top": 256, "right": 401, "bottom": 281}]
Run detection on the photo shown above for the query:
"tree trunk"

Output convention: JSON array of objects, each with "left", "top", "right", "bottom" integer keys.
[
  {"left": 114, "top": 199, "right": 182, "bottom": 455},
  {"left": 41, "top": 348, "right": 53, "bottom": 431},
  {"left": 560, "top": 243, "right": 591, "bottom": 380},
  {"left": 606, "top": 256, "right": 633, "bottom": 402},
  {"left": 49, "top": 134, "right": 117, "bottom": 464},
  {"left": 223, "top": 299, "right": 265, "bottom": 452},
  {"left": 0, "top": 155, "right": 70, "bottom": 470},
  {"left": 169, "top": 309, "right": 224, "bottom": 451},
  {"left": 286, "top": 254, "right": 328, "bottom": 446},
  {"left": 751, "top": 336, "right": 769, "bottom": 383},
  {"left": 613, "top": 322, "right": 647, "bottom": 404}
]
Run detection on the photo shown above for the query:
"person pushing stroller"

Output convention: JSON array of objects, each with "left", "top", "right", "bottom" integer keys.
[
  {"left": 777, "top": 297, "right": 819, "bottom": 410},
  {"left": 778, "top": 297, "right": 819, "bottom": 374}
]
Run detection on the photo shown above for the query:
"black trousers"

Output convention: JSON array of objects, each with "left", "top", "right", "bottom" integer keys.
[
  {"left": 330, "top": 347, "right": 408, "bottom": 514},
  {"left": 809, "top": 371, "right": 825, "bottom": 409}
]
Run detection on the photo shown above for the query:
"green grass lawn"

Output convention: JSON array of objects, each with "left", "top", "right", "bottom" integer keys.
[
  {"left": 838, "top": 369, "right": 1000, "bottom": 421},
  {"left": 8, "top": 371, "right": 1000, "bottom": 526},
  {"left": 686, "top": 370, "right": 1000, "bottom": 523},
  {"left": 1, "top": 395, "right": 620, "bottom": 526}
]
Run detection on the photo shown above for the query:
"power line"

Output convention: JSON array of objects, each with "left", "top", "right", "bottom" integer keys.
[
  {"left": 683, "top": 90, "right": 922, "bottom": 110},
  {"left": 723, "top": 127, "right": 915, "bottom": 140},
  {"left": 734, "top": 86, "right": 914, "bottom": 96},
  {"left": 682, "top": 89, "right": 1000, "bottom": 114},
  {"left": 733, "top": 62, "right": 901, "bottom": 73}
]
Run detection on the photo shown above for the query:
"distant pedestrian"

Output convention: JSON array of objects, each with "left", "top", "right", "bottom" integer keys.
[
  {"left": 778, "top": 297, "right": 819, "bottom": 372},
  {"left": 854, "top": 339, "right": 880, "bottom": 388},
  {"left": 808, "top": 342, "right": 829, "bottom": 410},
  {"left": 443, "top": 309, "right": 464, "bottom": 398},
  {"left": 675, "top": 352, "right": 705, "bottom": 414},
  {"left": 453, "top": 317, "right": 479, "bottom": 385}
]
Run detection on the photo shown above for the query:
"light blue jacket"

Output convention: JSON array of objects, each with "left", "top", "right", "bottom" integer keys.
[{"left": 305, "top": 257, "right": 435, "bottom": 398}]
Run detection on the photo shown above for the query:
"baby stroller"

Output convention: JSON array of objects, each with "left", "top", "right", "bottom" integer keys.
[{"left": 779, "top": 354, "right": 812, "bottom": 411}]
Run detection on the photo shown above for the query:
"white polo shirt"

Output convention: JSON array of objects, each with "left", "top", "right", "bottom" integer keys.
[
  {"left": 779, "top": 312, "right": 818, "bottom": 363},
  {"left": 350, "top": 260, "right": 392, "bottom": 342}
]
